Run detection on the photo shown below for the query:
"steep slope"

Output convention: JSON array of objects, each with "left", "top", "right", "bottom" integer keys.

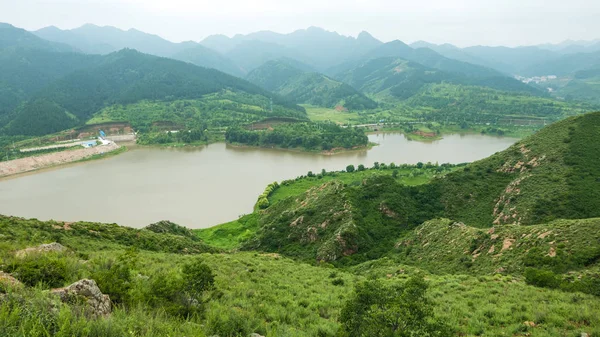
[
  {"left": 0, "top": 24, "right": 100, "bottom": 127},
  {"left": 435, "top": 112, "right": 600, "bottom": 227},
  {"left": 246, "top": 59, "right": 377, "bottom": 110},
  {"left": 4, "top": 49, "right": 305, "bottom": 136}
]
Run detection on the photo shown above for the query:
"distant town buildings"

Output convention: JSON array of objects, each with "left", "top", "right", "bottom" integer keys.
[{"left": 514, "top": 75, "right": 558, "bottom": 84}]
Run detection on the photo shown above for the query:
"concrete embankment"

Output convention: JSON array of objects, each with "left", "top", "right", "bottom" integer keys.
[{"left": 0, "top": 143, "right": 121, "bottom": 178}]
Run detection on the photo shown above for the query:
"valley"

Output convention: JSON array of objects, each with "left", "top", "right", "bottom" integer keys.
[{"left": 1, "top": 16, "right": 600, "bottom": 337}]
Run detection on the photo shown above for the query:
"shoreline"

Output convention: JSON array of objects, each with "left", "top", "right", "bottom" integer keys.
[{"left": 0, "top": 143, "right": 125, "bottom": 180}]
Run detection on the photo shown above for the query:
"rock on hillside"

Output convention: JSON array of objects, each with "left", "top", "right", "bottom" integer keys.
[
  {"left": 243, "top": 181, "right": 360, "bottom": 262},
  {"left": 0, "top": 271, "right": 24, "bottom": 292},
  {"left": 394, "top": 218, "right": 600, "bottom": 276},
  {"left": 15, "top": 242, "right": 67, "bottom": 258},
  {"left": 51, "top": 279, "right": 111, "bottom": 318}
]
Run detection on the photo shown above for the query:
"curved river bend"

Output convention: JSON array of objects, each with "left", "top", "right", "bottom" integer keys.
[{"left": 0, "top": 133, "right": 517, "bottom": 228}]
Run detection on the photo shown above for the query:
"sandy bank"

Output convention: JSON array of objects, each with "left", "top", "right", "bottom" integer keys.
[{"left": 0, "top": 143, "right": 120, "bottom": 178}]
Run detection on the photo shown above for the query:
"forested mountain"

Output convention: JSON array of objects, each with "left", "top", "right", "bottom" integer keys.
[
  {"left": 335, "top": 58, "right": 459, "bottom": 100},
  {"left": 335, "top": 57, "right": 543, "bottom": 104},
  {"left": 33, "top": 24, "right": 243, "bottom": 76},
  {"left": 0, "top": 49, "right": 100, "bottom": 128},
  {"left": 246, "top": 59, "right": 377, "bottom": 110},
  {"left": 203, "top": 27, "right": 383, "bottom": 71},
  {"left": 3, "top": 49, "right": 304, "bottom": 136},
  {"left": 328, "top": 40, "right": 539, "bottom": 95},
  {"left": 0, "top": 24, "right": 101, "bottom": 128}
]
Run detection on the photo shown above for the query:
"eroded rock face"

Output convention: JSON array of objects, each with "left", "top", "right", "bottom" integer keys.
[
  {"left": 15, "top": 242, "right": 67, "bottom": 258},
  {"left": 51, "top": 279, "right": 111, "bottom": 318}
]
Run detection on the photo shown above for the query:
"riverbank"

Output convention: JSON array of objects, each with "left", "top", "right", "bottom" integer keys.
[{"left": 0, "top": 142, "right": 122, "bottom": 178}]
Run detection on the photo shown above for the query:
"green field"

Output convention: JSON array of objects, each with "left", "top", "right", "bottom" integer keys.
[{"left": 303, "top": 105, "right": 362, "bottom": 124}]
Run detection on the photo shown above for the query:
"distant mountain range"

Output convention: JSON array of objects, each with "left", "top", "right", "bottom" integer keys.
[
  {"left": 30, "top": 22, "right": 600, "bottom": 79},
  {"left": 0, "top": 21, "right": 598, "bottom": 137}
]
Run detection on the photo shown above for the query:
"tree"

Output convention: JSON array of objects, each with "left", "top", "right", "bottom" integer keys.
[
  {"left": 392, "top": 169, "right": 399, "bottom": 178},
  {"left": 339, "top": 274, "right": 450, "bottom": 337},
  {"left": 358, "top": 164, "right": 366, "bottom": 172},
  {"left": 182, "top": 259, "right": 215, "bottom": 297},
  {"left": 373, "top": 162, "right": 380, "bottom": 169},
  {"left": 346, "top": 165, "right": 356, "bottom": 173}
]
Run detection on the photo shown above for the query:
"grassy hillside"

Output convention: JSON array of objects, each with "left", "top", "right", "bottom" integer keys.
[
  {"left": 435, "top": 111, "right": 600, "bottom": 227},
  {"left": 247, "top": 59, "right": 377, "bottom": 110},
  {"left": 2, "top": 216, "right": 599, "bottom": 336},
  {"left": 394, "top": 218, "right": 600, "bottom": 276}
]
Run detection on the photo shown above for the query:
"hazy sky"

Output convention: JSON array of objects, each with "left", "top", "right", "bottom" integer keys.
[{"left": 1, "top": 0, "right": 598, "bottom": 47}]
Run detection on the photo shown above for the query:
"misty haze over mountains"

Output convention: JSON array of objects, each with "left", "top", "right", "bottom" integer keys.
[{"left": 30, "top": 23, "right": 600, "bottom": 77}]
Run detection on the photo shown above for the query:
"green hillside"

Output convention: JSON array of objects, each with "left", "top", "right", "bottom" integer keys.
[
  {"left": 3, "top": 49, "right": 305, "bottom": 136},
  {"left": 246, "top": 59, "right": 377, "bottom": 110},
  {"left": 2, "top": 215, "right": 600, "bottom": 336}
]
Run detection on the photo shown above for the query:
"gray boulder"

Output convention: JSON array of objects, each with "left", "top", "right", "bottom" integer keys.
[{"left": 51, "top": 279, "right": 111, "bottom": 318}]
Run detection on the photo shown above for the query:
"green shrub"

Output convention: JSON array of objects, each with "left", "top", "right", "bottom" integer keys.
[
  {"left": 339, "top": 274, "right": 451, "bottom": 336},
  {"left": 524, "top": 268, "right": 560, "bottom": 289},
  {"left": 91, "top": 249, "right": 138, "bottom": 304},
  {"left": 7, "top": 253, "right": 74, "bottom": 288}
]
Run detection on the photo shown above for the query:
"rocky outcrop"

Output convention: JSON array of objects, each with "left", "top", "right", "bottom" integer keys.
[
  {"left": 51, "top": 279, "right": 111, "bottom": 318},
  {"left": 0, "top": 271, "right": 23, "bottom": 291},
  {"left": 15, "top": 242, "right": 67, "bottom": 258}
]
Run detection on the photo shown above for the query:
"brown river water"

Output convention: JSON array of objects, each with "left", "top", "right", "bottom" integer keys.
[{"left": 0, "top": 133, "right": 517, "bottom": 228}]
